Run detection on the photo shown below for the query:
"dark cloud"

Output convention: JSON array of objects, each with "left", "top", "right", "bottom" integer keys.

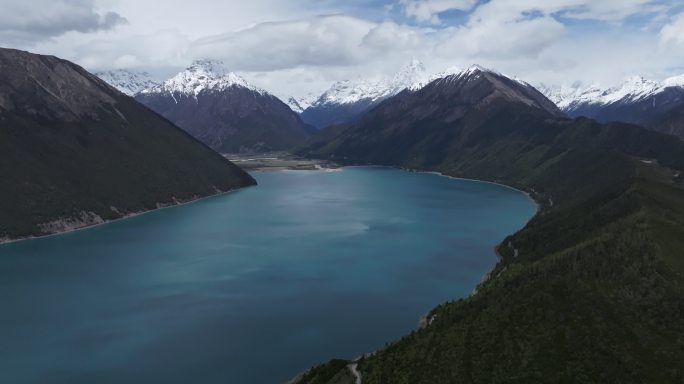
[{"left": 0, "top": 0, "right": 128, "bottom": 45}]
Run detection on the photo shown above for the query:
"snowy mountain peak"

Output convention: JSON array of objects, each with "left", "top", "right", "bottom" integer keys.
[
  {"left": 141, "top": 59, "right": 264, "bottom": 97},
  {"left": 407, "top": 65, "right": 463, "bottom": 91},
  {"left": 286, "top": 93, "right": 318, "bottom": 113},
  {"left": 458, "top": 64, "right": 501, "bottom": 79},
  {"left": 432, "top": 64, "right": 520, "bottom": 86},
  {"left": 315, "top": 78, "right": 389, "bottom": 106},
  {"left": 538, "top": 83, "right": 585, "bottom": 108},
  {"left": 540, "top": 72, "right": 684, "bottom": 111},
  {"left": 464, "top": 64, "right": 488, "bottom": 74},
  {"left": 391, "top": 59, "right": 427, "bottom": 91},
  {"left": 661, "top": 74, "right": 684, "bottom": 88},
  {"left": 95, "top": 69, "right": 159, "bottom": 96},
  {"left": 602, "top": 76, "right": 659, "bottom": 104},
  {"left": 307, "top": 62, "right": 514, "bottom": 110},
  {"left": 311, "top": 60, "right": 429, "bottom": 108}
]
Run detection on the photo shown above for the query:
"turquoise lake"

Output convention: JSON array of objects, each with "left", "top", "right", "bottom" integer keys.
[{"left": 0, "top": 167, "right": 536, "bottom": 383}]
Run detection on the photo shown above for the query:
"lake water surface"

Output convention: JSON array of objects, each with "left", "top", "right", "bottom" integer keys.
[{"left": 0, "top": 167, "right": 536, "bottom": 383}]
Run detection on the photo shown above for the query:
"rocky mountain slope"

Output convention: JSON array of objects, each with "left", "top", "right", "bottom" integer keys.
[
  {"left": 135, "top": 60, "right": 313, "bottom": 153},
  {"left": 0, "top": 48, "right": 255, "bottom": 241},
  {"left": 298, "top": 65, "right": 564, "bottom": 165},
  {"left": 652, "top": 102, "right": 684, "bottom": 137}
]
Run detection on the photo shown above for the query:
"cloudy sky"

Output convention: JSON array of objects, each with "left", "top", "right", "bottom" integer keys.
[{"left": 3, "top": 0, "right": 684, "bottom": 99}]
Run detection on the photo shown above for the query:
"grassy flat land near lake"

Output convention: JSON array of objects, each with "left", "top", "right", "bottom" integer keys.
[{"left": 226, "top": 153, "right": 339, "bottom": 171}]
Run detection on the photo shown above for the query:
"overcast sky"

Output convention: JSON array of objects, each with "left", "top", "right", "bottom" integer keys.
[{"left": 3, "top": 0, "right": 684, "bottom": 99}]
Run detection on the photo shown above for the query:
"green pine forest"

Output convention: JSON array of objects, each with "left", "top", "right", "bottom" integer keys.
[{"left": 295, "top": 95, "right": 684, "bottom": 383}]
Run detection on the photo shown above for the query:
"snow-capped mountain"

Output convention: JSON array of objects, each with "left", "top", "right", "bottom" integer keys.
[
  {"left": 410, "top": 66, "right": 462, "bottom": 90},
  {"left": 135, "top": 60, "right": 313, "bottom": 153},
  {"left": 139, "top": 59, "right": 264, "bottom": 98},
  {"left": 300, "top": 60, "right": 429, "bottom": 129},
  {"left": 315, "top": 59, "right": 428, "bottom": 107},
  {"left": 299, "top": 62, "right": 540, "bottom": 129},
  {"left": 95, "top": 69, "right": 159, "bottom": 96},
  {"left": 541, "top": 75, "right": 684, "bottom": 113},
  {"left": 286, "top": 93, "right": 318, "bottom": 114},
  {"left": 297, "top": 62, "right": 564, "bottom": 163},
  {"left": 539, "top": 74, "right": 684, "bottom": 139}
]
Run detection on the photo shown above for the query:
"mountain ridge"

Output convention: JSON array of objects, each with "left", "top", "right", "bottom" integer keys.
[
  {"left": 540, "top": 74, "right": 684, "bottom": 110},
  {"left": 134, "top": 59, "right": 313, "bottom": 153},
  {"left": 139, "top": 59, "right": 266, "bottom": 97},
  {"left": 0, "top": 48, "right": 255, "bottom": 241},
  {"left": 539, "top": 75, "right": 684, "bottom": 139},
  {"left": 299, "top": 63, "right": 542, "bottom": 129},
  {"left": 299, "top": 60, "right": 430, "bottom": 129}
]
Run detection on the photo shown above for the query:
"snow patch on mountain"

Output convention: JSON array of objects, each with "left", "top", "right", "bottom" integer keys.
[
  {"left": 661, "top": 74, "right": 684, "bottom": 89},
  {"left": 310, "top": 60, "right": 429, "bottom": 108},
  {"left": 286, "top": 93, "right": 318, "bottom": 113},
  {"left": 296, "top": 62, "right": 538, "bottom": 114},
  {"left": 540, "top": 74, "right": 684, "bottom": 111},
  {"left": 96, "top": 70, "right": 159, "bottom": 96},
  {"left": 140, "top": 59, "right": 265, "bottom": 97}
]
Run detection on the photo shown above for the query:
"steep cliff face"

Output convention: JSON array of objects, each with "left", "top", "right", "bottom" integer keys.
[{"left": 0, "top": 48, "right": 255, "bottom": 240}]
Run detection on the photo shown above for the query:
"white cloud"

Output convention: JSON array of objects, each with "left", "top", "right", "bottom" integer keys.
[
  {"left": 31, "top": 28, "right": 192, "bottom": 73},
  {"left": 437, "top": 15, "right": 565, "bottom": 59},
  {"left": 188, "top": 15, "right": 378, "bottom": 72},
  {"left": 399, "top": 0, "right": 478, "bottom": 24},
  {"left": 361, "top": 21, "right": 426, "bottom": 52},
  {"left": 659, "top": 12, "right": 684, "bottom": 46},
  {"left": 3, "top": 0, "right": 683, "bottom": 99}
]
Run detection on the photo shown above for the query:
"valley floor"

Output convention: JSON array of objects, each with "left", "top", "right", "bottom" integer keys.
[{"left": 225, "top": 152, "right": 339, "bottom": 171}]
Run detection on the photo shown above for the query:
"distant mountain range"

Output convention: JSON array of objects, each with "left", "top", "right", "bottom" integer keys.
[
  {"left": 294, "top": 62, "right": 539, "bottom": 130},
  {"left": 298, "top": 65, "right": 564, "bottom": 165},
  {"left": 95, "top": 60, "right": 470, "bottom": 151},
  {"left": 95, "top": 62, "right": 684, "bottom": 143},
  {"left": 133, "top": 60, "right": 314, "bottom": 153},
  {"left": 0, "top": 49, "right": 254, "bottom": 241},
  {"left": 540, "top": 75, "right": 684, "bottom": 139},
  {"left": 293, "top": 65, "right": 684, "bottom": 139},
  {"left": 300, "top": 60, "right": 437, "bottom": 129}
]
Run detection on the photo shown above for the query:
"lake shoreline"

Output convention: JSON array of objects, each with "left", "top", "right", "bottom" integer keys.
[
  {"left": 285, "top": 164, "right": 541, "bottom": 383},
  {"left": 0, "top": 185, "right": 253, "bottom": 246}
]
